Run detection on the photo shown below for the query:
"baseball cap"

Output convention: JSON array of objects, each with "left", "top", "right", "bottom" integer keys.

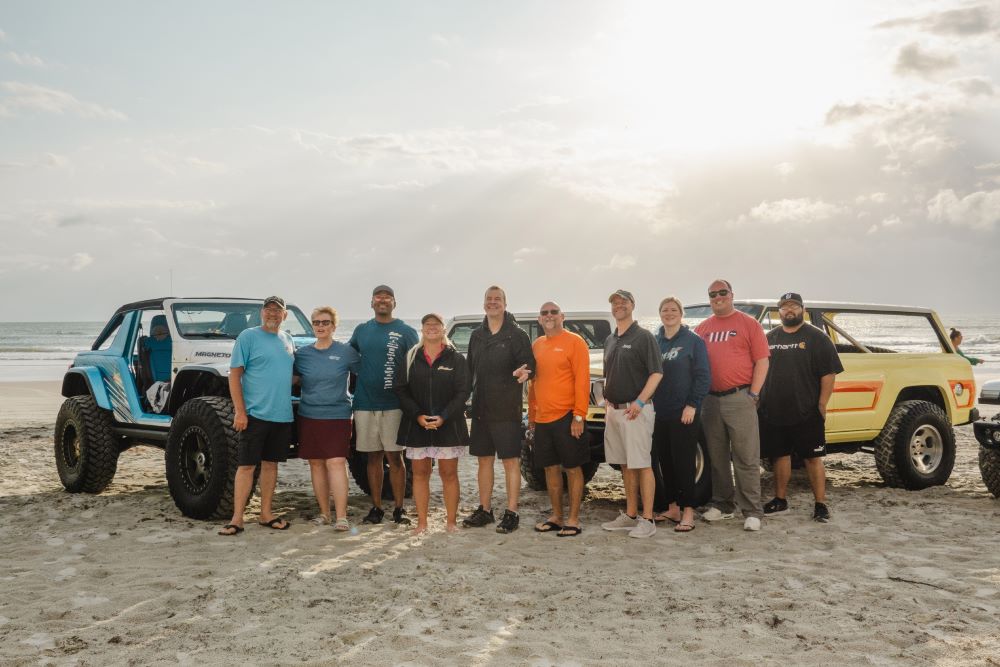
[
  {"left": 421, "top": 312, "right": 445, "bottom": 326},
  {"left": 372, "top": 284, "right": 395, "bottom": 297},
  {"left": 778, "top": 292, "right": 803, "bottom": 307},
  {"left": 608, "top": 289, "right": 635, "bottom": 305},
  {"left": 263, "top": 295, "right": 286, "bottom": 309}
]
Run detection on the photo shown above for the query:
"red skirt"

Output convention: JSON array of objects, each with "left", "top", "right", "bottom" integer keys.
[{"left": 297, "top": 416, "right": 352, "bottom": 459}]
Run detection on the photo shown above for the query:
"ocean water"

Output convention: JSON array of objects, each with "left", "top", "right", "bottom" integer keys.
[{"left": 1, "top": 313, "right": 998, "bottom": 383}]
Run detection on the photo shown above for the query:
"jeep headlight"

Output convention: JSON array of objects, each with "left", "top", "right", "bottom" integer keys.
[
  {"left": 993, "top": 430, "right": 1000, "bottom": 444},
  {"left": 954, "top": 383, "right": 964, "bottom": 397}
]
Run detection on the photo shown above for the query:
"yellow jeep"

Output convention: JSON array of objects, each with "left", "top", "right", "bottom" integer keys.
[{"left": 685, "top": 300, "right": 980, "bottom": 489}]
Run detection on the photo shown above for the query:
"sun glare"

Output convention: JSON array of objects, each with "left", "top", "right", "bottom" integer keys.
[{"left": 578, "top": 2, "right": 884, "bottom": 156}]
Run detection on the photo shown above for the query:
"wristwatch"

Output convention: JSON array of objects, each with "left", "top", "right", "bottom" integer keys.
[
  {"left": 573, "top": 415, "right": 583, "bottom": 423},
  {"left": 748, "top": 391, "right": 760, "bottom": 401}
]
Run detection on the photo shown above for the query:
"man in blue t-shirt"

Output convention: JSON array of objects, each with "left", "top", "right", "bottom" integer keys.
[
  {"left": 219, "top": 296, "right": 295, "bottom": 536},
  {"left": 349, "top": 285, "right": 419, "bottom": 525}
]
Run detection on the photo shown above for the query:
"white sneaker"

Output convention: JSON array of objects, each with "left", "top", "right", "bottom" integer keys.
[
  {"left": 702, "top": 507, "right": 735, "bottom": 522},
  {"left": 628, "top": 517, "right": 657, "bottom": 539},
  {"left": 601, "top": 511, "right": 639, "bottom": 531},
  {"left": 743, "top": 517, "right": 761, "bottom": 531}
]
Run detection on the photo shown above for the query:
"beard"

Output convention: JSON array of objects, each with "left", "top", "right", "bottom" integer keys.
[{"left": 782, "top": 312, "right": 804, "bottom": 327}]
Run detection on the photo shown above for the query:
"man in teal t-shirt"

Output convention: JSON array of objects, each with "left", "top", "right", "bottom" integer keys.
[
  {"left": 349, "top": 285, "right": 419, "bottom": 525},
  {"left": 219, "top": 296, "right": 295, "bottom": 536}
]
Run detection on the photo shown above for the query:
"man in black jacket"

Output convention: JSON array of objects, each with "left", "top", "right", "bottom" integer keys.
[{"left": 463, "top": 285, "right": 535, "bottom": 533}]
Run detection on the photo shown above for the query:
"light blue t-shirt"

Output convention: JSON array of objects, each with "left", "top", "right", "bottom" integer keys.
[
  {"left": 349, "top": 318, "right": 419, "bottom": 411},
  {"left": 230, "top": 327, "right": 294, "bottom": 423},
  {"left": 293, "top": 341, "right": 361, "bottom": 419}
]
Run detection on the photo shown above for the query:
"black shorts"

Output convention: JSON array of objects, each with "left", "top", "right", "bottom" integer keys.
[
  {"left": 469, "top": 418, "right": 522, "bottom": 460},
  {"left": 760, "top": 412, "right": 826, "bottom": 460},
  {"left": 238, "top": 416, "right": 292, "bottom": 466},
  {"left": 533, "top": 411, "right": 590, "bottom": 469}
]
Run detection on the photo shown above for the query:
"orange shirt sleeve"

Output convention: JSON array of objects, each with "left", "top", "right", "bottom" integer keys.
[{"left": 573, "top": 335, "right": 590, "bottom": 418}]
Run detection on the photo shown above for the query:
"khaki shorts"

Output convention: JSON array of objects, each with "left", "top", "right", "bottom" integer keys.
[
  {"left": 354, "top": 410, "right": 405, "bottom": 453},
  {"left": 603, "top": 403, "right": 655, "bottom": 469}
]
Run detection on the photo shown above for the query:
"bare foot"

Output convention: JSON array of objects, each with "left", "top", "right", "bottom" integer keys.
[
  {"left": 412, "top": 524, "right": 428, "bottom": 536},
  {"left": 446, "top": 523, "right": 459, "bottom": 533}
]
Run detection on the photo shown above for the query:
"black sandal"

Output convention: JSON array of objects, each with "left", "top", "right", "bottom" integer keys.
[
  {"left": 218, "top": 524, "right": 244, "bottom": 536},
  {"left": 557, "top": 525, "right": 582, "bottom": 537},
  {"left": 534, "top": 520, "right": 562, "bottom": 533},
  {"left": 258, "top": 517, "right": 290, "bottom": 530}
]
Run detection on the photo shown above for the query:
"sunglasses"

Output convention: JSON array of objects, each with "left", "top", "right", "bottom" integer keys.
[
  {"left": 539, "top": 309, "right": 560, "bottom": 316},
  {"left": 708, "top": 289, "right": 731, "bottom": 298},
  {"left": 311, "top": 319, "right": 333, "bottom": 326}
]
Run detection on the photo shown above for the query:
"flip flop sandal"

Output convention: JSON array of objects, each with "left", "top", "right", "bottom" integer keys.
[
  {"left": 674, "top": 522, "right": 696, "bottom": 533},
  {"left": 218, "top": 524, "right": 244, "bottom": 536},
  {"left": 310, "top": 515, "right": 331, "bottom": 526},
  {"left": 557, "top": 525, "right": 582, "bottom": 537},
  {"left": 334, "top": 517, "right": 351, "bottom": 531},
  {"left": 534, "top": 520, "right": 562, "bottom": 533},
  {"left": 654, "top": 513, "right": 680, "bottom": 524},
  {"left": 258, "top": 517, "right": 291, "bottom": 530}
]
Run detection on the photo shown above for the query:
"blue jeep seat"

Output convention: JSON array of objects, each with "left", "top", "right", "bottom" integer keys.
[{"left": 143, "top": 314, "right": 172, "bottom": 383}]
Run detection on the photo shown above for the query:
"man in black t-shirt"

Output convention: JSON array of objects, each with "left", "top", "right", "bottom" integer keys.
[{"left": 758, "top": 292, "right": 843, "bottom": 522}]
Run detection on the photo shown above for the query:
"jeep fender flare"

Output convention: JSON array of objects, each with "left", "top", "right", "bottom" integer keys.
[
  {"left": 167, "top": 365, "right": 230, "bottom": 415},
  {"left": 61, "top": 367, "right": 112, "bottom": 411}
]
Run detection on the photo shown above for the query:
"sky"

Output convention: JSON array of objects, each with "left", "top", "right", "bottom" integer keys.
[{"left": 1, "top": 1, "right": 999, "bottom": 321}]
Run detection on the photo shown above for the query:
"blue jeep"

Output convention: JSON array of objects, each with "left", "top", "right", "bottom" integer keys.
[{"left": 55, "top": 297, "right": 318, "bottom": 519}]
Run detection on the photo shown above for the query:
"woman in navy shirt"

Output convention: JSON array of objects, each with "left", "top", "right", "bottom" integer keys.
[
  {"left": 651, "top": 297, "right": 710, "bottom": 532},
  {"left": 294, "top": 306, "right": 360, "bottom": 530}
]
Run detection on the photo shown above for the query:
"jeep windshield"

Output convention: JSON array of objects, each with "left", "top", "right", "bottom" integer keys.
[
  {"left": 171, "top": 303, "right": 313, "bottom": 340},
  {"left": 449, "top": 318, "right": 612, "bottom": 354},
  {"left": 683, "top": 304, "right": 764, "bottom": 329}
]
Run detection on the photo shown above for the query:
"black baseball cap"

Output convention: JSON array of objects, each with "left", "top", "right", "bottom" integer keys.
[
  {"left": 778, "top": 292, "right": 803, "bottom": 307},
  {"left": 608, "top": 289, "right": 635, "bottom": 305},
  {"left": 263, "top": 295, "right": 286, "bottom": 309}
]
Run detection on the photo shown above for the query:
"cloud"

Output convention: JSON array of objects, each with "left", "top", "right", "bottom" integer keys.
[
  {"left": 499, "top": 96, "right": 571, "bottom": 117},
  {"left": 825, "top": 102, "right": 888, "bottom": 125},
  {"left": 894, "top": 43, "right": 959, "bottom": 77},
  {"left": 74, "top": 198, "right": 217, "bottom": 211},
  {"left": 735, "top": 198, "right": 843, "bottom": 226},
  {"left": 512, "top": 246, "right": 546, "bottom": 264},
  {"left": 875, "top": 5, "right": 995, "bottom": 36},
  {"left": 69, "top": 252, "right": 93, "bottom": 271},
  {"left": 591, "top": 253, "right": 636, "bottom": 272},
  {"left": 950, "top": 76, "right": 994, "bottom": 97},
  {"left": 5, "top": 51, "right": 46, "bottom": 67},
  {"left": 0, "top": 29, "right": 6, "bottom": 41},
  {"left": 927, "top": 188, "right": 1000, "bottom": 230},
  {"left": 364, "top": 180, "right": 427, "bottom": 191},
  {"left": 0, "top": 81, "right": 127, "bottom": 120},
  {"left": 184, "top": 157, "right": 228, "bottom": 174},
  {"left": 775, "top": 162, "right": 795, "bottom": 177},
  {"left": 856, "top": 192, "right": 888, "bottom": 204}
]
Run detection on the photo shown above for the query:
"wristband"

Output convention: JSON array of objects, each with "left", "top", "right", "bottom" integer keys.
[
  {"left": 635, "top": 399, "right": 646, "bottom": 408},
  {"left": 748, "top": 391, "right": 759, "bottom": 400}
]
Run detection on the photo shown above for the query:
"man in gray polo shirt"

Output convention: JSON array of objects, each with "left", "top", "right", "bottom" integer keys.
[{"left": 600, "top": 289, "right": 663, "bottom": 538}]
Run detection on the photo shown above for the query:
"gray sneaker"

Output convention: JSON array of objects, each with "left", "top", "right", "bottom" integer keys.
[
  {"left": 601, "top": 511, "right": 639, "bottom": 531},
  {"left": 628, "top": 517, "right": 657, "bottom": 539}
]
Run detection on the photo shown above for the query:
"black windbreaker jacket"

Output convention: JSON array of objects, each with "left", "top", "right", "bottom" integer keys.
[
  {"left": 394, "top": 345, "right": 471, "bottom": 447},
  {"left": 467, "top": 311, "right": 535, "bottom": 422}
]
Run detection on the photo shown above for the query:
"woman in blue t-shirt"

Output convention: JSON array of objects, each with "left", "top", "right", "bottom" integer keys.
[
  {"left": 650, "top": 296, "right": 711, "bottom": 532},
  {"left": 293, "top": 306, "right": 360, "bottom": 530}
]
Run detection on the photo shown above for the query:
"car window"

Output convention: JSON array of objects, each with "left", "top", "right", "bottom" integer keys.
[
  {"left": 448, "top": 318, "right": 611, "bottom": 354},
  {"left": 172, "top": 303, "right": 312, "bottom": 339},
  {"left": 822, "top": 312, "right": 944, "bottom": 353}
]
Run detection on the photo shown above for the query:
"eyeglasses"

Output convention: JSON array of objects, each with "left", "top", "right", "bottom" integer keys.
[
  {"left": 311, "top": 319, "right": 333, "bottom": 326},
  {"left": 708, "top": 289, "right": 731, "bottom": 298},
  {"left": 539, "top": 309, "right": 560, "bottom": 316}
]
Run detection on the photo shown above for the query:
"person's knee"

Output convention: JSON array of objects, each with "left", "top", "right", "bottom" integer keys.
[
  {"left": 386, "top": 452, "right": 404, "bottom": 468},
  {"left": 438, "top": 464, "right": 458, "bottom": 482},
  {"left": 328, "top": 457, "right": 347, "bottom": 471}
]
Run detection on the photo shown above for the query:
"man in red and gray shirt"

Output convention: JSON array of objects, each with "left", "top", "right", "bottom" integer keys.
[{"left": 694, "top": 279, "right": 770, "bottom": 531}]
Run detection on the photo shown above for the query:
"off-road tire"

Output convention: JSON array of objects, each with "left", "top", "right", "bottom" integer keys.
[
  {"left": 54, "top": 396, "right": 119, "bottom": 493},
  {"left": 691, "top": 437, "right": 712, "bottom": 507},
  {"left": 519, "top": 436, "right": 599, "bottom": 492},
  {"left": 348, "top": 451, "right": 413, "bottom": 499},
  {"left": 873, "top": 400, "right": 955, "bottom": 489},
  {"left": 979, "top": 446, "right": 1000, "bottom": 498},
  {"left": 166, "top": 397, "right": 244, "bottom": 520}
]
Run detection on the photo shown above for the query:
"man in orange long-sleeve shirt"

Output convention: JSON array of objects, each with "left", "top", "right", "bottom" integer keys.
[{"left": 527, "top": 301, "right": 591, "bottom": 537}]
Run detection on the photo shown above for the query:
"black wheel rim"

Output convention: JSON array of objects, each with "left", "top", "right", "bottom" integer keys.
[
  {"left": 178, "top": 425, "right": 212, "bottom": 493},
  {"left": 60, "top": 423, "right": 81, "bottom": 468}
]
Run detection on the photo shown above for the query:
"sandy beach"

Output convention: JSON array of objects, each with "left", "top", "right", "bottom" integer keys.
[{"left": 1, "top": 382, "right": 998, "bottom": 666}]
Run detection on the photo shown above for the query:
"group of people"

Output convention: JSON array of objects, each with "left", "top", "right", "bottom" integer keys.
[{"left": 218, "top": 279, "right": 847, "bottom": 539}]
